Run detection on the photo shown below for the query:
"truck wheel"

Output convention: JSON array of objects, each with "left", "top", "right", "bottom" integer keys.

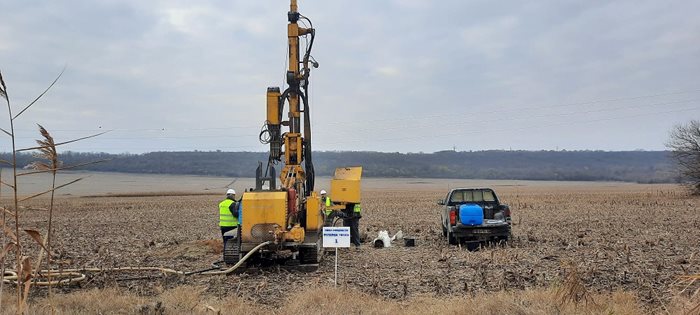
[
  {"left": 466, "top": 242, "right": 479, "bottom": 251},
  {"left": 447, "top": 231, "right": 458, "bottom": 245},
  {"left": 500, "top": 233, "right": 512, "bottom": 246}
]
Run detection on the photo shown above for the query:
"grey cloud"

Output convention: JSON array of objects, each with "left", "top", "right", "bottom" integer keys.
[{"left": 0, "top": 0, "right": 698, "bottom": 153}]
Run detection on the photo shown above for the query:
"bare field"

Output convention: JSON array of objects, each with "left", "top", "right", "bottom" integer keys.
[{"left": 3, "top": 172, "right": 700, "bottom": 314}]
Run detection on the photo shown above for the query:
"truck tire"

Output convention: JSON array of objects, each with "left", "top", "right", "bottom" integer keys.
[
  {"left": 500, "top": 232, "right": 512, "bottom": 245},
  {"left": 447, "top": 230, "right": 458, "bottom": 245}
]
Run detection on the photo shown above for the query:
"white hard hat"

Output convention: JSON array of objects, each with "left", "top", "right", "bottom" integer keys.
[
  {"left": 320, "top": 190, "right": 327, "bottom": 195},
  {"left": 226, "top": 189, "right": 236, "bottom": 195}
]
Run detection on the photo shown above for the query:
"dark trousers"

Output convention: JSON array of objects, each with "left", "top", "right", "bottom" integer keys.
[
  {"left": 343, "top": 217, "right": 361, "bottom": 246},
  {"left": 221, "top": 226, "right": 237, "bottom": 243}
]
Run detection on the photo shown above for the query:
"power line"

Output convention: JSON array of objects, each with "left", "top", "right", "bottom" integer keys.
[
  {"left": 6, "top": 88, "right": 699, "bottom": 133},
  {"left": 314, "top": 88, "right": 700, "bottom": 127},
  {"left": 316, "top": 105, "right": 700, "bottom": 147},
  {"left": 335, "top": 98, "right": 700, "bottom": 135}
]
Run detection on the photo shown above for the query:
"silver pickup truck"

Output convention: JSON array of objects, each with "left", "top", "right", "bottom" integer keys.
[{"left": 438, "top": 188, "right": 512, "bottom": 249}]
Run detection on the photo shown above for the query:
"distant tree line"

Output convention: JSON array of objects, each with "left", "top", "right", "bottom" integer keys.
[{"left": 0, "top": 150, "right": 677, "bottom": 183}]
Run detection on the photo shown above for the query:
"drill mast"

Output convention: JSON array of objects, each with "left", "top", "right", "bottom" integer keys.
[{"left": 260, "top": 0, "right": 316, "bottom": 198}]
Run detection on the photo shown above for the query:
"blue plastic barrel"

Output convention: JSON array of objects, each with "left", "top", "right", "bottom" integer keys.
[{"left": 459, "top": 204, "right": 484, "bottom": 226}]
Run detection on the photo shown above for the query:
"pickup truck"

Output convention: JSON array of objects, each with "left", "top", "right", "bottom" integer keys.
[{"left": 438, "top": 188, "right": 511, "bottom": 249}]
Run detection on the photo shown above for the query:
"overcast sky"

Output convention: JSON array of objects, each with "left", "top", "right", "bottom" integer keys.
[{"left": 1, "top": 0, "right": 698, "bottom": 153}]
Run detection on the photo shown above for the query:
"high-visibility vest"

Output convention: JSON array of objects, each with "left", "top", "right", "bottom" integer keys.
[
  {"left": 323, "top": 197, "right": 332, "bottom": 216},
  {"left": 219, "top": 199, "right": 239, "bottom": 227},
  {"left": 354, "top": 204, "right": 361, "bottom": 214}
]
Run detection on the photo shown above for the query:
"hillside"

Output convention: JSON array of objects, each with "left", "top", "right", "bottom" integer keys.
[{"left": 1, "top": 150, "right": 676, "bottom": 183}]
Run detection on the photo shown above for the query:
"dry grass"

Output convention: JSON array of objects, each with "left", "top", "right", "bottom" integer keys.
[
  {"left": 669, "top": 273, "right": 700, "bottom": 315},
  {"left": 556, "top": 261, "right": 594, "bottom": 307},
  {"left": 668, "top": 296, "right": 700, "bottom": 315},
  {"left": 0, "top": 284, "right": 645, "bottom": 315},
  {"left": 404, "top": 288, "right": 642, "bottom": 315},
  {"left": 1, "top": 288, "right": 145, "bottom": 314}
]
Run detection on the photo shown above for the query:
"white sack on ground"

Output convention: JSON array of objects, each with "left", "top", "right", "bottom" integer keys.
[{"left": 372, "top": 230, "right": 403, "bottom": 248}]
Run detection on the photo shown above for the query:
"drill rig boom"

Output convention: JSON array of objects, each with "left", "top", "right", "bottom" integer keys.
[{"left": 264, "top": 0, "right": 316, "bottom": 196}]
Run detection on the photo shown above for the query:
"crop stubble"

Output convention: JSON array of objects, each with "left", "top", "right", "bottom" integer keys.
[{"left": 7, "top": 180, "right": 700, "bottom": 309}]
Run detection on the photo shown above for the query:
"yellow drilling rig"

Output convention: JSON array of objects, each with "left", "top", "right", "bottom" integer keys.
[{"left": 223, "top": 0, "right": 362, "bottom": 267}]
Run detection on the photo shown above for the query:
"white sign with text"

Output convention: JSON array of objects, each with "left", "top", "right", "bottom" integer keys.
[{"left": 322, "top": 227, "right": 351, "bottom": 248}]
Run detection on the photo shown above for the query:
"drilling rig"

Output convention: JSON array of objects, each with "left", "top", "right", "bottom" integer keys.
[{"left": 222, "top": 0, "right": 361, "bottom": 267}]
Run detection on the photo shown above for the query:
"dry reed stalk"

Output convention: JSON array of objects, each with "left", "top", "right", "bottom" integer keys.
[
  {"left": 0, "top": 169, "right": 5, "bottom": 313},
  {"left": 26, "top": 124, "right": 59, "bottom": 306},
  {"left": 0, "top": 67, "right": 26, "bottom": 314},
  {"left": 15, "top": 126, "right": 105, "bottom": 313},
  {"left": 0, "top": 70, "right": 7, "bottom": 312}
]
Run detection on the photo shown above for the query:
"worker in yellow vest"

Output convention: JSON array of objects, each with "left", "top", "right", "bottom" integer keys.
[
  {"left": 342, "top": 203, "right": 362, "bottom": 247},
  {"left": 219, "top": 189, "right": 239, "bottom": 240},
  {"left": 321, "top": 190, "right": 335, "bottom": 226},
  {"left": 321, "top": 190, "right": 332, "bottom": 216}
]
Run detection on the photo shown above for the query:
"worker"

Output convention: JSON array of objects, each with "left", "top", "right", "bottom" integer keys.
[
  {"left": 320, "top": 189, "right": 332, "bottom": 219},
  {"left": 321, "top": 190, "right": 338, "bottom": 226},
  {"left": 219, "top": 189, "right": 239, "bottom": 240},
  {"left": 342, "top": 203, "right": 362, "bottom": 247}
]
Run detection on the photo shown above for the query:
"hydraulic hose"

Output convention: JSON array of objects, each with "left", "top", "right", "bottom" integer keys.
[
  {"left": 300, "top": 90, "right": 314, "bottom": 194},
  {"left": 2, "top": 267, "right": 181, "bottom": 286},
  {"left": 199, "top": 241, "right": 271, "bottom": 275},
  {"left": 1, "top": 241, "right": 273, "bottom": 286},
  {"left": 300, "top": 14, "right": 315, "bottom": 74}
]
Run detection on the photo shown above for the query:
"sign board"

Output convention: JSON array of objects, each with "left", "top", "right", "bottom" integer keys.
[{"left": 322, "top": 227, "right": 351, "bottom": 248}]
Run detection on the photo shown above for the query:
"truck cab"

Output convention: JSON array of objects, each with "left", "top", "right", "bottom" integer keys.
[{"left": 439, "top": 188, "right": 511, "bottom": 249}]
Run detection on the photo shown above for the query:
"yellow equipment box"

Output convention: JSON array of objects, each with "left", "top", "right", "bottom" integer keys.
[
  {"left": 330, "top": 166, "right": 362, "bottom": 203},
  {"left": 240, "top": 191, "right": 287, "bottom": 243}
]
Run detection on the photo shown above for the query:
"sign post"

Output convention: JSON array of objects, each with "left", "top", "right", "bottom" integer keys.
[{"left": 322, "top": 226, "right": 350, "bottom": 286}]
